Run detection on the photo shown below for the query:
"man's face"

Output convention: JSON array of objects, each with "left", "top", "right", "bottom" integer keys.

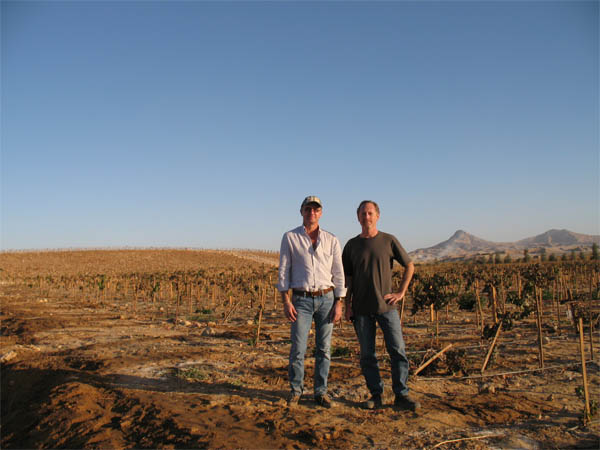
[
  {"left": 358, "top": 202, "right": 379, "bottom": 228},
  {"left": 301, "top": 203, "right": 322, "bottom": 226}
]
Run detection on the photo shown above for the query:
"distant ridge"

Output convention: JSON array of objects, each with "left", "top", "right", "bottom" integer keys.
[{"left": 410, "top": 229, "right": 600, "bottom": 262}]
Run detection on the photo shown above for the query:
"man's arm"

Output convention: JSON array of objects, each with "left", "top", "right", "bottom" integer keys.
[
  {"left": 281, "top": 290, "right": 297, "bottom": 322},
  {"left": 278, "top": 234, "right": 298, "bottom": 322},
  {"left": 344, "top": 276, "right": 353, "bottom": 321},
  {"left": 330, "top": 237, "right": 346, "bottom": 323},
  {"left": 383, "top": 262, "right": 414, "bottom": 305}
]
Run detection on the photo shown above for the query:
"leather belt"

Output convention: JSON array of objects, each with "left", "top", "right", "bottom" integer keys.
[{"left": 292, "top": 287, "right": 334, "bottom": 298}]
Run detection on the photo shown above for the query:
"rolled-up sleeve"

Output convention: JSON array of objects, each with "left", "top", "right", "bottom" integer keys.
[
  {"left": 277, "top": 233, "right": 291, "bottom": 292},
  {"left": 332, "top": 237, "right": 347, "bottom": 298}
]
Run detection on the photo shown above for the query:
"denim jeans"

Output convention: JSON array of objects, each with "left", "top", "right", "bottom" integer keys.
[
  {"left": 353, "top": 309, "right": 410, "bottom": 397},
  {"left": 288, "top": 291, "right": 334, "bottom": 396}
]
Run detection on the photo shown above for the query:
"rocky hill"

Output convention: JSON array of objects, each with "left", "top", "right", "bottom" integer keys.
[{"left": 410, "top": 229, "right": 600, "bottom": 262}]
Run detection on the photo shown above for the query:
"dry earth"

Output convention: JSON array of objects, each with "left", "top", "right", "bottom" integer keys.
[{"left": 1, "top": 253, "right": 599, "bottom": 449}]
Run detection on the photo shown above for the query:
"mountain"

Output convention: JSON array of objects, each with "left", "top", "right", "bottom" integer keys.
[
  {"left": 409, "top": 229, "right": 600, "bottom": 262},
  {"left": 516, "top": 229, "right": 599, "bottom": 247}
]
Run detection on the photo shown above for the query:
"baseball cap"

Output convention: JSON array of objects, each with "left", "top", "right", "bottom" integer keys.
[{"left": 301, "top": 195, "right": 323, "bottom": 208}]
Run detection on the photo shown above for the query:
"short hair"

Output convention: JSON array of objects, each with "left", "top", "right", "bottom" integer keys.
[{"left": 357, "top": 200, "right": 380, "bottom": 216}]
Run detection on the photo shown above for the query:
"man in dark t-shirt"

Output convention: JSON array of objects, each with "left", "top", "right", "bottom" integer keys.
[{"left": 342, "top": 200, "right": 420, "bottom": 411}]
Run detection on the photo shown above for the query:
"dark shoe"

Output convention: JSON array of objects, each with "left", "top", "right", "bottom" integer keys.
[
  {"left": 287, "top": 392, "right": 301, "bottom": 406},
  {"left": 394, "top": 394, "right": 420, "bottom": 411},
  {"left": 315, "top": 394, "right": 333, "bottom": 408},
  {"left": 362, "top": 395, "right": 382, "bottom": 410}
]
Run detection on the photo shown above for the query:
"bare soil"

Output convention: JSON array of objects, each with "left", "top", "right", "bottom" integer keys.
[{"left": 1, "top": 254, "right": 598, "bottom": 449}]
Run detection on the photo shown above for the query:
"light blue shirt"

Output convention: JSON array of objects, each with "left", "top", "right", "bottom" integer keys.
[{"left": 277, "top": 225, "right": 346, "bottom": 298}]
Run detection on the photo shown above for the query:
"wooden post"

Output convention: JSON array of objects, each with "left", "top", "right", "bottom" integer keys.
[
  {"left": 435, "top": 310, "right": 440, "bottom": 347},
  {"left": 588, "top": 274, "right": 595, "bottom": 360},
  {"left": 481, "top": 322, "right": 502, "bottom": 373},
  {"left": 578, "top": 317, "right": 591, "bottom": 422},
  {"left": 589, "top": 313, "right": 595, "bottom": 361},
  {"left": 175, "top": 292, "right": 180, "bottom": 327},
  {"left": 491, "top": 285, "right": 498, "bottom": 324},
  {"left": 475, "top": 281, "right": 484, "bottom": 334},
  {"left": 414, "top": 344, "right": 453, "bottom": 376},
  {"left": 554, "top": 278, "right": 560, "bottom": 334},
  {"left": 535, "top": 288, "right": 545, "bottom": 368},
  {"left": 255, "top": 298, "right": 265, "bottom": 347}
]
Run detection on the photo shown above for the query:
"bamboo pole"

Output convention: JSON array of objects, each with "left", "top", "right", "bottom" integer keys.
[
  {"left": 414, "top": 344, "right": 453, "bottom": 376},
  {"left": 481, "top": 322, "right": 502, "bottom": 373},
  {"left": 578, "top": 317, "right": 591, "bottom": 422}
]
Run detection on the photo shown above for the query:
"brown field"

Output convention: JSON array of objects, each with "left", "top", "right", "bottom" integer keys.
[{"left": 1, "top": 250, "right": 598, "bottom": 449}]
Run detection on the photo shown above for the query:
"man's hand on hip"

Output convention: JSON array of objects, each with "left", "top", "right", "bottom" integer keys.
[{"left": 384, "top": 291, "right": 406, "bottom": 305}]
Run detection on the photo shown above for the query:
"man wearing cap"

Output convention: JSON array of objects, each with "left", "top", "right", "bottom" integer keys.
[
  {"left": 278, "top": 196, "right": 346, "bottom": 408},
  {"left": 342, "top": 200, "right": 420, "bottom": 411}
]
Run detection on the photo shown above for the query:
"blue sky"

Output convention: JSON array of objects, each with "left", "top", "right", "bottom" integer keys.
[{"left": 1, "top": 1, "right": 598, "bottom": 252}]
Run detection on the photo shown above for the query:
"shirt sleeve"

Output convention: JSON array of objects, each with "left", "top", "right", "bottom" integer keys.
[
  {"left": 342, "top": 241, "right": 353, "bottom": 277},
  {"left": 277, "top": 233, "right": 291, "bottom": 292},
  {"left": 331, "top": 237, "right": 347, "bottom": 298},
  {"left": 391, "top": 235, "right": 412, "bottom": 267}
]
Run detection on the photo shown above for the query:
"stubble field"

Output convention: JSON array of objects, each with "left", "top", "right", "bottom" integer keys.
[{"left": 1, "top": 250, "right": 598, "bottom": 449}]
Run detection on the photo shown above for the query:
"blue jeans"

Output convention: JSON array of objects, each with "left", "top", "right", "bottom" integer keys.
[
  {"left": 353, "top": 309, "right": 410, "bottom": 397},
  {"left": 289, "top": 291, "right": 334, "bottom": 396}
]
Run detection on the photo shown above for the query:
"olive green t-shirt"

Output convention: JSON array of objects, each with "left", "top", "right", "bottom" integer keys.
[{"left": 342, "top": 231, "right": 412, "bottom": 316}]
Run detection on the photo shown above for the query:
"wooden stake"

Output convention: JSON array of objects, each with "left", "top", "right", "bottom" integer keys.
[
  {"left": 435, "top": 310, "right": 439, "bottom": 347},
  {"left": 175, "top": 292, "right": 181, "bottom": 327},
  {"left": 481, "top": 322, "right": 502, "bottom": 373},
  {"left": 589, "top": 313, "right": 595, "bottom": 361},
  {"left": 491, "top": 285, "right": 498, "bottom": 324},
  {"left": 578, "top": 317, "right": 591, "bottom": 422},
  {"left": 535, "top": 288, "right": 545, "bottom": 368},
  {"left": 475, "top": 281, "right": 484, "bottom": 333},
  {"left": 255, "top": 302, "right": 265, "bottom": 347},
  {"left": 414, "top": 344, "right": 453, "bottom": 376}
]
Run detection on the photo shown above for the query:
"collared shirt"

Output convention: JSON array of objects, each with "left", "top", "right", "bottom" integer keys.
[{"left": 277, "top": 225, "right": 346, "bottom": 298}]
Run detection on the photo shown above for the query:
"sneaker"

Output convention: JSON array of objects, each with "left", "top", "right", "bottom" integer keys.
[
  {"left": 362, "top": 395, "right": 382, "bottom": 410},
  {"left": 315, "top": 394, "right": 333, "bottom": 408},
  {"left": 394, "top": 394, "right": 420, "bottom": 411},
  {"left": 287, "top": 392, "right": 301, "bottom": 406}
]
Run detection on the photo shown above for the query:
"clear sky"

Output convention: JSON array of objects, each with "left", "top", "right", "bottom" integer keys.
[{"left": 1, "top": 0, "right": 598, "bottom": 252}]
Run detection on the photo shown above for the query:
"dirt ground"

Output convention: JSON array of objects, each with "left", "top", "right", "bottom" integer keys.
[{"left": 1, "top": 255, "right": 599, "bottom": 449}]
